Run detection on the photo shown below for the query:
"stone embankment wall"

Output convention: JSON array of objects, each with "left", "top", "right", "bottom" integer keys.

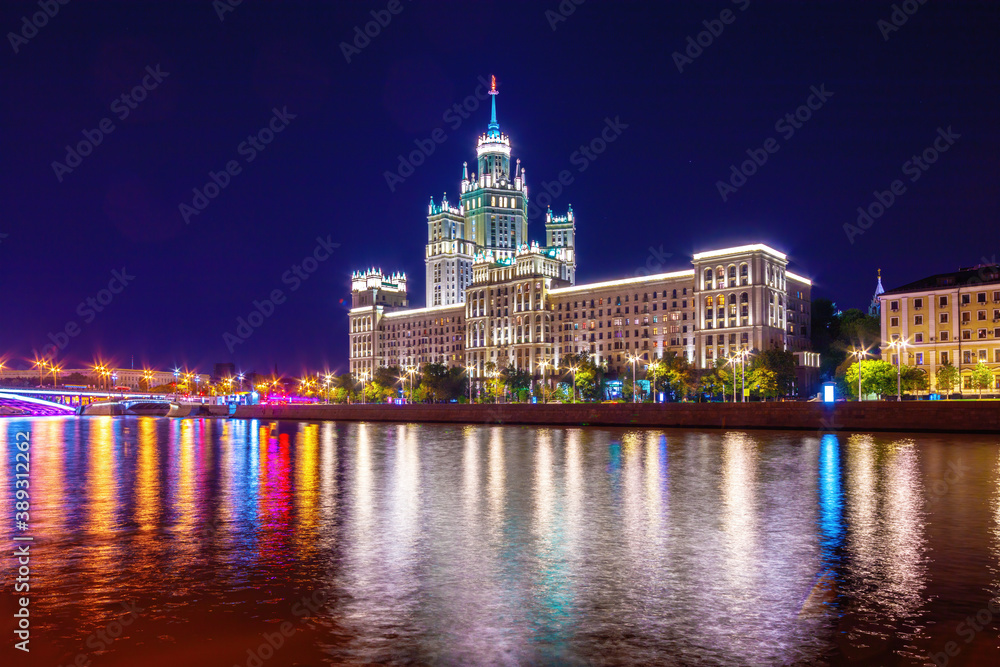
[{"left": 232, "top": 402, "right": 1000, "bottom": 433}]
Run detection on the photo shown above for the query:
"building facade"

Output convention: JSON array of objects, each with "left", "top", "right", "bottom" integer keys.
[
  {"left": 880, "top": 264, "right": 1000, "bottom": 393},
  {"left": 350, "top": 81, "right": 814, "bottom": 390}
]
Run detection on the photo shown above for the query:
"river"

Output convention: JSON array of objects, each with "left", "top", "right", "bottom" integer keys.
[{"left": 2, "top": 417, "right": 999, "bottom": 665}]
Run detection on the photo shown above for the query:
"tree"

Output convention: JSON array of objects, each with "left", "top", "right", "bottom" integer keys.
[
  {"left": 971, "top": 362, "right": 995, "bottom": 398},
  {"left": 749, "top": 367, "right": 780, "bottom": 400},
  {"left": 752, "top": 349, "right": 797, "bottom": 397},
  {"left": 935, "top": 364, "right": 959, "bottom": 397},
  {"left": 843, "top": 359, "right": 897, "bottom": 399},
  {"left": 900, "top": 365, "right": 928, "bottom": 394},
  {"left": 502, "top": 364, "right": 531, "bottom": 402},
  {"left": 700, "top": 361, "right": 730, "bottom": 401},
  {"left": 560, "top": 352, "right": 605, "bottom": 402}
]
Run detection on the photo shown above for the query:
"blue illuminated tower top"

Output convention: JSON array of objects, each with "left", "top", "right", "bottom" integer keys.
[{"left": 486, "top": 75, "right": 501, "bottom": 140}]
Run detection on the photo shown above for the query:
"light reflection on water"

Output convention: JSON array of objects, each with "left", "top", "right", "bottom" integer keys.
[{"left": 2, "top": 417, "right": 1000, "bottom": 665}]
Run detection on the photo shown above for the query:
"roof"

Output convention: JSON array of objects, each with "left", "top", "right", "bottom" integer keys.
[{"left": 883, "top": 265, "right": 1000, "bottom": 295}]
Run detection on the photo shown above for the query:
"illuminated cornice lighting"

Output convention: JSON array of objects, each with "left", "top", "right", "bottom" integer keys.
[
  {"left": 548, "top": 269, "right": 695, "bottom": 295},
  {"left": 383, "top": 303, "right": 464, "bottom": 318},
  {"left": 692, "top": 244, "right": 787, "bottom": 261},
  {"left": 786, "top": 271, "right": 812, "bottom": 286}
]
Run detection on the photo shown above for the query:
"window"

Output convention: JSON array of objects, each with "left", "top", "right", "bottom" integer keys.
[
  {"left": 940, "top": 296, "right": 948, "bottom": 307},
  {"left": 940, "top": 351, "right": 949, "bottom": 365},
  {"left": 962, "top": 294, "right": 971, "bottom": 305},
  {"left": 916, "top": 352, "right": 923, "bottom": 365},
  {"left": 940, "top": 331, "right": 949, "bottom": 341},
  {"left": 979, "top": 329, "right": 987, "bottom": 339},
  {"left": 978, "top": 292, "right": 987, "bottom": 303},
  {"left": 963, "top": 330, "right": 971, "bottom": 340},
  {"left": 940, "top": 313, "right": 949, "bottom": 324},
  {"left": 964, "top": 351, "right": 973, "bottom": 364},
  {"left": 914, "top": 333, "right": 923, "bottom": 343},
  {"left": 914, "top": 298, "right": 923, "bottom": 309},
  {"left": 890, "top": 317, "right": 899, "bottom": 327},
  {"left": 914, "top": 315, "right": 923, "bottom": 325},
  {"left": 980, "top": 310, "right": 988, "bottom": 321},
  {"left": 890, "top": 300, "right": 899, "bottom": 312}
]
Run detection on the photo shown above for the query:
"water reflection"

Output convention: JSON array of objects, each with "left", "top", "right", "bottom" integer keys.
[{"left": 2, "top": 419, "right": 998, "bottom": 665}]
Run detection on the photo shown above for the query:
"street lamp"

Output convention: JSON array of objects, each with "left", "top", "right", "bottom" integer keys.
[
  {"left": 888, "top": 339, "right": 907, "bottom": 401},
  {"left": 852, "top": 348, "right": 868, "bottom": 401},
  {"left": 726, "top": 355, "right": 739, "bottom": 403},
  {"left": 739, "top": 349, "right": 751, "bottom": 403},
  {"left": 569, "top": 365, "right": 578, "bottom": 403},
  {"left": 466, "top": 366, "right": 475, "bottom": 403},
  {"left": 537, "top": 359, "right": 550, "bottom": 402},
  {"left": 627, "top": 354, "right": 640, "bottom": 402}
]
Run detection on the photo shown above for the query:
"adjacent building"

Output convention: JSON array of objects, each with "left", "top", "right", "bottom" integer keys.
[
  {"left": 880, "top": 264, "right": 1000, "bottom": 393},
  {"left": 349, "top": 80, "right": 816, "bottom": 392}
]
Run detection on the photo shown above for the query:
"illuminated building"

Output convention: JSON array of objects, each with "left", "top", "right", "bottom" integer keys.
[
  {"left": 880, "top": 263, "right": 1000, "bottom": 393},
  {"left": 349, "top": 81, "right": 814, "bottom": 388}
]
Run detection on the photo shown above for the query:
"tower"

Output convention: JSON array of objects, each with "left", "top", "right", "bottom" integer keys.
[
  {"left": 425, "top": 193, "right": 475, "bottom": 306},
  {"left": 869, "top": 268, "right": 884, "bottom": 316},
  {"left": 545, "top": 204, "right": 577, "bottom": 283},
  {"left": 459, "top": 75, "right": 528, "bottom": 259}
]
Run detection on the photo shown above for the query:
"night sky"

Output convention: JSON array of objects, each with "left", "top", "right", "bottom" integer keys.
[{"left": 1, "top": 0, "right": 997, "bottom": 377}]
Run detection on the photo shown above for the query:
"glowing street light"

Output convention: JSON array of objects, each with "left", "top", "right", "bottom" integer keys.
[
  {"left": 537, "top": 359, "right": 551, "bottom": 402},
  {"left": 569, "top": 365, "right": 578, "bottom": 403},
  {"left": 888, "top": 339, "right": 908, "bottom": 401},
  {"left": 465, "top": 366, "right": 475, "bottom": 403},
  {"left": 627, "top": 354, "right": 639, "bottom": 402},
  {"left": 852, "top": 348, "right": 868, "bottom": 401}
]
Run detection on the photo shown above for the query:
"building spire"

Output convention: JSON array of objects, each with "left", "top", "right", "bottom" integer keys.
[
  {"left": 869, "top": 268, "right": 885, "bottom": 317},
  {"left": 487, "top": 74, "right": 500, "bottom": 139}
]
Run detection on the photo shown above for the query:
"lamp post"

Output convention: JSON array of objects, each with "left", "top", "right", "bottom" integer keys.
[
  {"left": 740, "top": 349, "right": 750, "bottom": 403},
  {"left": 889, "top": 339, "right": 907, "bottom": 401},
  {"left": 628, "top": 354, "right": 638, "bottom": 403},
  {"left": 466, "top": 366, "right": 475, "bottom": 403},
  {"left": 569, "top": 365, "right": 578, "bottom": 403},
  {"left": 852, "top": 349, "right": 867, "bottom": 401},
  {"left": 726, "top": 355, "right": 737, "bottom": 403},
  {"left": 537, "top": 359, "right": 549, "bottom": 403}
]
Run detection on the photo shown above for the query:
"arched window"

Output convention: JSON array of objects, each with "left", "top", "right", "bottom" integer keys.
[
  {"left": 740, "top": 292, "right": 749, "bottom": 303},
  {"left": 706, "top": 296, "right": 714, "bottom": 307}
]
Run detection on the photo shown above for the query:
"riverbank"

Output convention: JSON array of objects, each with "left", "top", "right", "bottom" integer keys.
[{"left": 232, "top": 401, "right": 1000, "bottom": 433}]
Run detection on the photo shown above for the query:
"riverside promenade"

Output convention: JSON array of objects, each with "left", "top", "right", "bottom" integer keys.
[{"left": 233, "top": 401, "right": 1000, "bottom": 434}]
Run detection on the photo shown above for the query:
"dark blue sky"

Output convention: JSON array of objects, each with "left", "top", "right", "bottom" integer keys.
[{"left": 1, "top": 0, "right": 997, "bottom": 377}]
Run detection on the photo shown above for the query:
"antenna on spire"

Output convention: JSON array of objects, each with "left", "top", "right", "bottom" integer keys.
[{"left": 487, "top": 74, "right": 500, "bottom": 138}]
